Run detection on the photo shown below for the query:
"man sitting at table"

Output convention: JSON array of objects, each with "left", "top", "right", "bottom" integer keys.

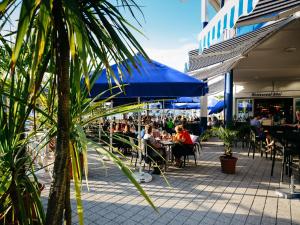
[
  {"left": 143, "top": 125, "right": 166, "bottom": 174},
  {"left": 172, "top": 125, "right": 194, "bottom": 168}
]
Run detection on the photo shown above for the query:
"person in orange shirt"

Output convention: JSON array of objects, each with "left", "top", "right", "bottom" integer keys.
[{"left": 172, "top": 125, "right": 194, "bottom": 167}]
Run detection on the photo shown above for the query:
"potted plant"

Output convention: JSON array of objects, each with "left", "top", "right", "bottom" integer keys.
[{"left": 201, "top": 127, "right": 238, "bottom": 174}]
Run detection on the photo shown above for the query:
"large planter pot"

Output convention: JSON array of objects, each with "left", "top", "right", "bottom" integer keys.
[
  {"left": 219, "top": 155, "right": 238, "bottom": 174},
  {"left": 69, "top": 153, "right": 84, "bottom": 180},
  {"left": 4, "top": 182, "right": 45, "bottom": 225}
]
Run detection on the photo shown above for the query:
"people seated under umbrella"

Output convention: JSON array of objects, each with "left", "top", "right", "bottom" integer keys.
[
  {"left": 143, "top": 125, "right": 166, "bottom": 175},
  {"left": 172, "top": 125, "right": 194, "bottom": 168}
]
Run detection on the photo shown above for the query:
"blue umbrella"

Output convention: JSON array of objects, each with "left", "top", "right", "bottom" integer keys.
[
  {"left": 172, "top": 103, "right": 200, "bottom": 110},
  {"left": 90, "top": 54, "right": 208, "bottom": 99},
  {"left": 173, "top": 97, "right": 200, "bottom": 103},
  {"left": 209, "top": 100, "right": 225, "bottom": 115},
  {"left": 238, "top": 102, "right": 252, "bottom": 111}
]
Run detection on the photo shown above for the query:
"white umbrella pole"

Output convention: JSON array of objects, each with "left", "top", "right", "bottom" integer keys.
[
  {"left": 134, "top": 97, "right": 152, "bottom": 183},
  {"left": 162, "top": 100, "right": 165, "bottom": 124},
  {"left": 109, "top": 100, "right": 113, "bottom": 152},
  {"left": 138, "top": 97, "right": 142, "bottom": 173},
  {"left": 98, "top": 120, "right": 101, "bottom": 143}
]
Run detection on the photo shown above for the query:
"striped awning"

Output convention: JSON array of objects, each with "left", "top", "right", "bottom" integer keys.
[
  {"left": 188, "top": 17, "right": 292, "bottom": 73},
  {"left": 198, "top": 0, "right": 300, "bottom": 51},
  {"left": 189, "top": 56, "right": 241, "bottom": 80},
  {"left": 238, "top": 0, "right": 300, "bottom": 25}
]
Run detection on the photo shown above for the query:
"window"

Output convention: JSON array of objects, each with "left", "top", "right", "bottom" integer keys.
[
  {"left": 238, "top": 0, "right": 244, "bottom": 16},
  {"left": 247, "top": 0, "right": 253, "bottom": 13},
  {"left": 223, "top": 14, "right": 228, "bottom": 29},
  {"left": 236, "top": 99, "right": 253, "bottom": 121},
  {"left": 217, "top": 21, "right": 221, "bottom": 39},
  {"left": 230, "top": 7, "right": 235, "bottom": 28},
  {"left": 212, "top": 26, "right": 215, "bottom": 40}
]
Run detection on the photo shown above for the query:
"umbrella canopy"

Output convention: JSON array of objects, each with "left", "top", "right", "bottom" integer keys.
[
  {"left": 172, "top": 103, "right": 200, "bottom": 110},
  {"left": 90, "top": 54, "right": 208, "bottom": 99},
  {"left": 209, "top": 100, "right": 225, "bottom": 115},
  {"left": 173, "top": 97, "right": 200, "bottom": 103},
  {"left": 238, "top": 102, "right": 252, "bottom": 111}
]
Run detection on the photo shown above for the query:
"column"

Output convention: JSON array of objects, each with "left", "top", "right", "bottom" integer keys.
[
  {"left": 221, "top": 0, "right": 225, "bottom": 7},
  {"left": 225, "top": 70, "right": 233, "bottom": 127},
  {"left": 200, "top": 94, "right": 208, "bottom": 131},
  {"left": 201, "top": 0, "right": 208, "bottom": 28}
]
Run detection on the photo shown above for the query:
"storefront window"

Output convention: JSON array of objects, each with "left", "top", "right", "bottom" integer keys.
[
  {"left": 254, "top": 98, "right": 293, "bottom": 124},
  {"left": 236, "top": 99, "right": 253, "bottom": 121}
]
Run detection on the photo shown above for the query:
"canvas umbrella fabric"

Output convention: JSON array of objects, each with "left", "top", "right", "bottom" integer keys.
[
  {"left": 209, "top": 100, "right": 225, "bottom": 115},
  {"left": 89, "top": 54, "right": 208, "bottom": 183},
  {"left": 90, "top": 54, "right": 208, "bottom": 99}
]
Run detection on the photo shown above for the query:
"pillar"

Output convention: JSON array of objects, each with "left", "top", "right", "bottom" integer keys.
[
  {"left": 221, "top": 0, "right": 225, "bottom": 7},
  {"left": 200, "top": 94, "right": 208, "bottom": 132},
  {"left": 201, "top": 0, "right": 208, "bottom": 28},
  {"left": 224, "top": 70, "right": 233, "bottom": 127}
]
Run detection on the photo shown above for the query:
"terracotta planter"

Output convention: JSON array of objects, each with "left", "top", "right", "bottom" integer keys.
[
  {"left": 4, "top": 182, "right": 44, "bottom": 224},
  {"left": 219, "top": 155, "right": 238, "bottom": 174},
  {"left": 69, "top": 153, "right": 84, "bottom": 180}
]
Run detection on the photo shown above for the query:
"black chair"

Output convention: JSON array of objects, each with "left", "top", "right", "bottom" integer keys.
[
  {"left": 248, "top": 129, "right": 263, "bottom": 159},
  {"left": 129, "top": 137, "right": 139, "bottom": 168},
  {"left": 183, "top": 144, "right": 198, "bottom": 167},
  {"left": 143, "top": 139, "right": 167, "bottom": 172},
  {"left": 280, "top": 131, "right": 300, "bottom": 181},
  {"left": 270, "top": 139, "right": 283, "bottom": 177}
]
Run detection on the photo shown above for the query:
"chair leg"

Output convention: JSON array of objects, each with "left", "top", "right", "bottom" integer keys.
[
  {"left": 183, "top": 156, "right": 186, "bottom": 167},
  {"left": 164, "top": 160, "right": 167, "bottom": 172},
  {"left": 248, "top": 143, "right": 251, "bottom": 157},
  {"left": 280, "top": 153, "right": 285, "bottom": 181},
  {"left": 134, "top": 156, "right": 138, "bottom": 168},
  {"left": 194, "top": 154, "right": 197, "bottom": 166},
  {"left": 271, "top": 149, "right": 276, "bottom": 177},
  {"left": 288, "top": 155, "right": 292, "bottom": 177},
  {"left": 252, "top": 143, "right": 255, "bottom": 159}
]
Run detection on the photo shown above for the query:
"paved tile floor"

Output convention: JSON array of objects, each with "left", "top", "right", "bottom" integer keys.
[{"left": 40, "top": 141, "right": 300, "bottom": 225}]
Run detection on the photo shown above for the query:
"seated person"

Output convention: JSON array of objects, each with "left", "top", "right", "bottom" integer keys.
[
  {"left": 143, "top": 125, "right": 166, "bottom": 174},
  {"left": 151, "top": 124, "right": 161, "bottom": 139},
  {"left": 265, "top": 132, "right": 274, "bottom": 153},
  {"left": 172, "top": 125, "right": 194, "bottom": 167},
  {"left": 250, "top": 116, "right": 261, "bottom": 128},
  {"left": 123, "top": 124, "right": 136, "bottom": 138},
  {"left": 161, "top": 130, "right": 171, "bottom": 141}
]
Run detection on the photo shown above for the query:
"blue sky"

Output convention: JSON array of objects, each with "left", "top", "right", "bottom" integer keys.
[
  {"left": 121, "top": 0, "right": 214, "bottom": 71},
  {"left": 6, "top": 0, "right": 215, "bottom": 71}
]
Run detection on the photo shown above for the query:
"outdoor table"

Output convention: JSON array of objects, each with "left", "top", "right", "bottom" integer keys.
[{"left": 160, "top": 140, "right": 174, "bottom": 167}]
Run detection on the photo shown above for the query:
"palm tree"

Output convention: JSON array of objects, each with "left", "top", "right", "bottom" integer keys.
[{"left": 1, "top": 0, "right": 151, "bottom": 224}]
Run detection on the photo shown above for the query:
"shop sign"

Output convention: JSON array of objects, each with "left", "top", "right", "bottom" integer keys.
[{"left": 251, "top": 92, "right": 282, "bottom": 97}]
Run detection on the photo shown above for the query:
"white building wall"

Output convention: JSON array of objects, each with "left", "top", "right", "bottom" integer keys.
[{"left": 234, "top": 80, "right": 300, "bottom": 98}]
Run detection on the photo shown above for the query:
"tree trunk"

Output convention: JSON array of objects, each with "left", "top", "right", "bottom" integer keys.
[
  {"left": 64, "top": 160, "right": 72, "bottom": 225},
  {"left": 45, "top": 0, "right": 70, "bottom": 224}
]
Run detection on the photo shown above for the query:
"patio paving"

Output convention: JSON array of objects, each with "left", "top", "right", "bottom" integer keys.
[{"left": 40, "top": 140, "right": 300, "bottom": 225}]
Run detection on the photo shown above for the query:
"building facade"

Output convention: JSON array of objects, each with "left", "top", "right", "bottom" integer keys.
[{"left": 189, "top": 0, "right": 300, "bottom": 124}]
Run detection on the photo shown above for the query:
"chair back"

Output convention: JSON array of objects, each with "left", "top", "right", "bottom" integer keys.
[
  {"left": 141, "top": 139, "right": 148, "bottom": 155},
  {"left": 250, "top": 129, "right": 256, "bottom": 142},
  {"left": 129, "top": 137, "right": 137, "bottom": 152},
  {"left": 190, "top": 134, "right": 199, "bottom": 144}
]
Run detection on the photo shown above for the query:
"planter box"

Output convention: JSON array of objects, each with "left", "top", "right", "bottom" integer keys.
[{"left": 220, "top": 156, "right": 238, "bottom": 174}]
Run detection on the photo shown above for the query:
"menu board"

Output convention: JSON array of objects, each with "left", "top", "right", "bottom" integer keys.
[{"left": 236, "top": 99, "right": 253, "bottom": 121}]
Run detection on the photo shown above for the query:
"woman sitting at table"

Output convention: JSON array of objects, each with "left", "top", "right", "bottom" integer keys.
[
  {"left": 161, "top": 130, "right": 171, "bottom": 141},
  {"left": 143, "top": 125, "right": 166, "bottom": 174},
  {"left": 172, "top": 125, "right": 194, "bottom": 167},
  {"left": 265, "top": 132, "right": 274, "bottom": 154}
]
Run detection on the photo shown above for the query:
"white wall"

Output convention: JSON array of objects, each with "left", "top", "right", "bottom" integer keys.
[{"left": 234, "top": 80, "right": 300, "bottom": 98}]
